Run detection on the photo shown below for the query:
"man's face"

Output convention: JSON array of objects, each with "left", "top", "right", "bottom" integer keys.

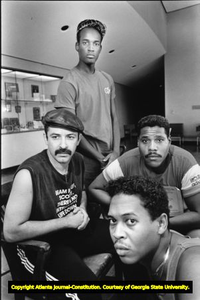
[
  {"left": 76, "top": 27, "right": 102, "bottom": 65},
  {"left": 108, "top": 194, "right": 159, "bottom": 265},
  {"left": 138, "top": 126, "right": 171, "bottom": 168},
  {"left": 45, "top": 127, "right": 81, "bottom": 166}
]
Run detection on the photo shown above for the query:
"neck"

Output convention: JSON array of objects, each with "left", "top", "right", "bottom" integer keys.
[
  {"left": 151, "top": 231, "right": 172, "bottom": 280},
  {"left": 76, "top": 61, "right": 95, "bottom": 74}
]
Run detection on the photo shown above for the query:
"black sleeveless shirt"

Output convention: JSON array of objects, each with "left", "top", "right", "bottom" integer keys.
[{"left": 16, "top": 150, "right": 84, "bottom": 221}]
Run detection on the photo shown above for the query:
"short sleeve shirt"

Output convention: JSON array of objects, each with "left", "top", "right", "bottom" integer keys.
[
  {"left": 103, "top": 145, "right": 200, "bottom": 199},
  {"left": 55, "top": 67, "right": 116, "bottom": 153}
]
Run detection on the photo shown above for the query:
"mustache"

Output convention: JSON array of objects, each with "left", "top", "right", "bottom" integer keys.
[
  {"left": 55, "top": 148, "right": 72, "bottom": 156},
  {"left": 145, "top": 152, "right": 162, "bottom": 158}
]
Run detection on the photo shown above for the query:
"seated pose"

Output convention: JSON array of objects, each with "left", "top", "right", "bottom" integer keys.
[
  {"left": 3, "top": 108, "right": 114, "bottom": 300},
  {"left": 89, "top": 115, "right": 200, "bottom": 237},
  {"left": 107, "top": 176, "right": 200, "bottom": 300}
]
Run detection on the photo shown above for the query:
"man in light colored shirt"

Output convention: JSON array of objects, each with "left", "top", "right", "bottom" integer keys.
[
  {"left": 55, "top": 19, "right": 120, "bottom": 189},
  {"left": 89, "top": 115, "right": 200, "bottom": 237}
]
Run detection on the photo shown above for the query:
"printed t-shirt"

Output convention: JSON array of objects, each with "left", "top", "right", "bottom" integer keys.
[
  {"left": 16, "top": 150, "right": 84, "bottom": 220},
  {"left": 103, "top": 145, "right": 200, "bottom": 200},
  {"left": 55, "top": 67, "right": 116, "bottom": 154}
]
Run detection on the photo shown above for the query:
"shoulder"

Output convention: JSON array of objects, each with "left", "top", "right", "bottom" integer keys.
[
  {"left": 13, "top": 153, "right": 44, "bottom": 187},
  {"left": 170, "top": 145, "right": 197, "bottom": 164},
  {"left": 60, "top": 68, "right": 80, "bottom": 87},
  {"left": 176, "top": 238, "right": 200, "bottom": 280},
  {"left": 104, "top": 148, "right": 140, "bottom": 180},
  {"left": 119, "top": 148, "right": 140, "bottom": 164},
  {"left": 62, "top": 68, "right": 78, "bottom": 80},
  {"left": 97, "top": 70, "right": 114, "bottom": 83},
  {"left": 18, "top": 151, "right": 46, "bottom": 169},
  {"left": 176, "top": 245, "right": 200, "bottom": 300},
  {"left": 170, "top": 145, "right": 200, "bottom": 177}
]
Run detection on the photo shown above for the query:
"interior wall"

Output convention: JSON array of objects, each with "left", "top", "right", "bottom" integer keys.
[
  {"left": 128, "top": 1, "right": 167, "bottom": 49},
  {"left": 115, "top": 83, "right": 135, "bottom": 137},
  {"left": 2, "top": 56, "right": 134, "bottom": 168},
  {"left": 2, "top": 56, "right": 134, "bottom": 134},
  {"left": 165, "top": 5, "right": 200, "bottom": 136}
]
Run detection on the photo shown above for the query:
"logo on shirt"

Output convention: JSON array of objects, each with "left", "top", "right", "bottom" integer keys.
[
  {"left": 55, "top": 183, "right": 78, "bottom": 218},
  {"left": 190, "top": 174, "right": 200, "bottom": 187},
  {"left": 104, "top": 87, "right": 110, "bottom": 94}
]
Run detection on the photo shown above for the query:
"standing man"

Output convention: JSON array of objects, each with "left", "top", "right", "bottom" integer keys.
[
  {"left": 55, "top": 19, "right": 120, "bottom": 188},
  {"left": 107, "top": 176, "right": 200, "bottom": 300},
  {"left": 89, "top": 115, "right": 200, "bottom": 237},
  {"left": 3, "top": 108, "right": 114, "bottom": 300}
]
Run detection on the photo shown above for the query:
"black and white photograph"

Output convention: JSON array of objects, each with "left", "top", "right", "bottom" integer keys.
[{"left": 1, "top": 2, "right": 200, "bottom": 300}]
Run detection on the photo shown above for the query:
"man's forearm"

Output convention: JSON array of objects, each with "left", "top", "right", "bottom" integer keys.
[
  {"left": 169, "top": 211, "right": 200, "bottom": 233},
  {"left": 80, "top": 191, "right": 87, "bottom": 210},
  {"left": 4, "top": 218, "right": 69, "bottom": 243},
  {"left": 78, "top": 135, "right": 104, "bottom": 162},
  {"left": 88, "top": 188, "right": 111, "bottom": 206}
]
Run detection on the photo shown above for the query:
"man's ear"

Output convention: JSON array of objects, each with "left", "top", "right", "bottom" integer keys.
[
  {"left": 75, "top": 42, "right": 79, "bottom": 52},
  {"left": 100, "top": 44, "right": 102, "bottom": 53},
  {"left": 168, "top": 128, "right": 172, "bottom": 143},
  {"left": 157, "top": 213, "right": 168, "bottom": 235},
  {"left": 43, "top": 132, "right": 48, "bottom": 146},
  {"left": 77, "top": 133, "right": 82, "bottom": 145}
]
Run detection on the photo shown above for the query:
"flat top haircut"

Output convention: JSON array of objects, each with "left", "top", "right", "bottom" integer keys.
[
  {"left": 137, "top": 115, "right": 170, "bottom": 137},
  {"left": 106, "top": 176, "right": 170, "bottom": 221}
]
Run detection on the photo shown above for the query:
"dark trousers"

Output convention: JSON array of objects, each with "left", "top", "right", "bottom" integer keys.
[
  {"left": 83, "top": 156, "right": 102, "bottom": 189},
  {"left": 83, "top": 156, "right": 109, "bottom": 219},
  {"left": 18, "top": 219, "right": 114, "bottom": 300}
]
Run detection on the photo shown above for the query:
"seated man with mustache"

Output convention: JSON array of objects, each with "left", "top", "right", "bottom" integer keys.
[
  {"left": 89, "top": 115, "right": 200, "bottom": 238},
  {"left": 3, "top": 108, "right": 114, "bottom": 300},
  {"left": 107, "top": 176, "right": 200, "bottom": 300}
]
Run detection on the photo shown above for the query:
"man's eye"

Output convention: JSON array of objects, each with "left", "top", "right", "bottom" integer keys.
[
  {"left": 156, "top": 139, "right": 164, "bottom": 143},
  {"left": 52, "top": 136, "right": 59, "bottom": 139},
  {"left": 109, "top": 218, "right": 116, "bottom": 225},
  {"left": 141, "top": 139, "right": 148, "bottom": 144},
  {"left": 94, "top": 42, "right": 100, "bottom": 46},
  {"left": 126, "top": 219, "right": 136, "bottom": 226}
]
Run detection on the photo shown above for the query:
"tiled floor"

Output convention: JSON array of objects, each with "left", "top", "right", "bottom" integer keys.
[{"left": 1, "top": 142, "right": 200, "bottom": 300}]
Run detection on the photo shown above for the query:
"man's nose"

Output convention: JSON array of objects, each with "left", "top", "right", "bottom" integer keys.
[
  {"left": 111, "top": 223, "right": 125, "bottom": 240},
  {"left": 60, "top": 137, "right": 68, "bottom": 148},
  {"left": 88, "top": 43, "right": 94, "bottom": 51},
  {"left": 148, "top": 140, "right": 157, "bottom": 151}
]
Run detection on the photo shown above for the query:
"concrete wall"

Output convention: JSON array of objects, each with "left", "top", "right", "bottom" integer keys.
[{"left": 165, "top": 5, "right": 200, "bottom": 137}]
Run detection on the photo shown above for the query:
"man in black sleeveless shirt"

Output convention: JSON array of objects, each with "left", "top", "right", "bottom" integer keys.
[{"left": 3, "top": 108, "right": 114, "bottom": 300}]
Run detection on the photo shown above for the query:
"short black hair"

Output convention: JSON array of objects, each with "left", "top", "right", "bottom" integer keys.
[
  {"left": 106, "top": 176, "right": 170, "bottom": 221},
  {"left": 137, "top": 115, "right": 170, "bottom": 137}
]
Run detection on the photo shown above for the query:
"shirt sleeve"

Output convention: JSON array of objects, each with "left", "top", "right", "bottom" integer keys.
[
  {"left": 181, "top": 164, "right": 200, "bottom": 197},
  {"left": 54, "top": 81, "right": 76, "bottom": 113},
  {"left": 103, "top": 159, "right": 124, "bottom": 182}
]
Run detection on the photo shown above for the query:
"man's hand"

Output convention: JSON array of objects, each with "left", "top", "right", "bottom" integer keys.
[
  {"left": 73, "top": 207, "right": 90, "bottom": 230},
  {"left": 102, "top": 151, "right": 119, "bottom": 168},
  {"left": 65, "top": 210, "right": 84, "bottom": 229}
]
